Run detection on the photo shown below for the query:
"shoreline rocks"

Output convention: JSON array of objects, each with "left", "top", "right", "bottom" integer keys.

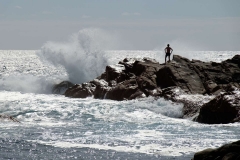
[
  {"left": 195, "top": 88, "right": 240, "bottom": 124},
  {"left": 192, "top": 140, "right": 240, "bottom": 160},
  {"left": 56, "top": 54, "right": 240, "bottom": 124},
  {"left": 65, "top": 57, "right": 163, "bottom": 100}
]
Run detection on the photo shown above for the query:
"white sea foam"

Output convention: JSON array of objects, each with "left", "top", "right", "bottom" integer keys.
[{"left": 1, "top": 88, "right": 240, "bottom": 158}]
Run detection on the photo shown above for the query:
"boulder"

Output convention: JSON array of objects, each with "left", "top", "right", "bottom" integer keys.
[
  {"left": 65, "top": 83, "right": 95, "bottom": 98},
  {"left": 105, "top": 64, "right": 125, "bottom": 82},
  {"left": 105, "top": 79, "right": 145, "bottom": 101},
  {"left": 52, "top": 81, "right": 74, "bottom": 94},
  {"left": 156, "top": 56, "right": 206, "bottom": 94},
  {"left": 131, "top": 58, "right": 161, "bottom": 77},
  {"left": 91, "top": 79, "right": 110, "bottom": 99},
  {"left": 192, "top": 140, "right": 240, "bottom": 160},
  {"left": 195, "top": 89, "right": 240, "bottom": 124}
]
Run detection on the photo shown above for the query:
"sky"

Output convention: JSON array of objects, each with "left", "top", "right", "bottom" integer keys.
[{"left": 0, "top": 0, "right": 240, "bottom": 50}]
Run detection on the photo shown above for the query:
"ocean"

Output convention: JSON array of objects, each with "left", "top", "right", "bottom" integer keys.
[{"left": 0, "top": 48, "right": 240, "bottom": 159}]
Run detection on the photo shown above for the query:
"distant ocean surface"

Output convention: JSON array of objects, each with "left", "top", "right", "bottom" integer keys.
[{"left": 0, "top": 50, "right": 240, "bottom": 160}]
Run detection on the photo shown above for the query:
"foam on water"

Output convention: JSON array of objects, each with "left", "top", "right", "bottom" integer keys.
[
  {"left": 0, "top": 91, "right": 182, "bottom": 125},
  {"left": 0, "top": 91, "right": 240, "bottom": 158}
]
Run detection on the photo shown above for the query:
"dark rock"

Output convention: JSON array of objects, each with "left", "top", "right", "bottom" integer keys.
[
  {"left": 136, "top": 76, "right": 157, "bottom": 94},
  {"left": 192, "top": 140, "right": 240, "bottom": 160},
  {"left": 65, "top": 83, "right": 95, "bottom": 98},
  {"left": 131, "top": 58, "right": 161, "bottom": 77},
  {"left": 222, "top": 152, "right": 240, "bottom": 160},
  {"left": 190, "top": 55, "right": 240, "bottom": 92},
  {"left": 226, "top": 55, "right": 240, "bottom": 67},
  {"left": 195, "top": 89, "right": 240, "bottom": 124},
  {"left": 105, "top": 79, "right": 145, "bottom": 101},
  {"left": 161, "top": 86, "right": 183, "bottom": 100},
  {"left": 156, "top": 56, "right": 206, "bottom": 94},
  {"left": 203, "top": 80, "right": 222, "bottom": 95},
  {"left": 118, "top": 58, "right": 134, "bottom": 72},
  {"left": 105, "top": 64, "right": 125, "bottom": 82},
  {"left": 147, "top": 88, "right": 162, "bottom": 97},
  {"left": 73, "top": 87, "right": 92, "bottom": 98},
  {"left": 156, "top": 66, "right": 177, "bottom": 89},
  {"left": 52, "top": 81, "right": 74, "bottom": 94},
  {"left": 92, "top": 79, "right": 110, "bottom": 99},
  {"left": 193, "top": 148, "right": 216, "bottom": 160},
  {"left": 65, "top": 84, "right": 78, "bottom": 97}
]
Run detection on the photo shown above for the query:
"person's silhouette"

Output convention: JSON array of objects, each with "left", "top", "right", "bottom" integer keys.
[{"left": 165, "top": 44, "right": 173, "bottom": 64}]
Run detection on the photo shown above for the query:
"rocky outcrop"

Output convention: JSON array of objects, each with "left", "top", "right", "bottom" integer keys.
[
  {"left": 157, "top": 55, "right": 240, "bottom": 95},
  {"left": 192, "top": 140, "right": 240, "bottom": 160},
  {"left": 156, "top": 56, "right": 206, "bottom": 94},
  {"left": 62, "top": 54, "right": 240, "bottom": 124},
  {"left": 64, "top": 57, "right": 163, "bottom": 100}
]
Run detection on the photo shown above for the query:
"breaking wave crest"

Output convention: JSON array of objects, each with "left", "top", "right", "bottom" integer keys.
[{"left": 37, "top": 28, "right": 117, "bottom": 84}]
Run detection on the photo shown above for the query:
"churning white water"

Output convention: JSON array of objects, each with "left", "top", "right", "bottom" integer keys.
[{"left": 0, "top": 29, "right": 240, "bottom": 159}]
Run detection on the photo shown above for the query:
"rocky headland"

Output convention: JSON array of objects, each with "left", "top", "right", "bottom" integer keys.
[
  {"left": 53, "top": 54, "right": 240, "bottom": 158},
  {"left": 54, "top": 54, "right": 240, "bottom": 124}
]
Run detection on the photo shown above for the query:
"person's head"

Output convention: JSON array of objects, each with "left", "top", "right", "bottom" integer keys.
[{"left": 167, "top": 44, "right": 170, "bottom": 47}]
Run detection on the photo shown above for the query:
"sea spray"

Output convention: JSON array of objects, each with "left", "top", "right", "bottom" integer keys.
[{"left": 37, "top": 28, "right": 118, "bottom": 84}]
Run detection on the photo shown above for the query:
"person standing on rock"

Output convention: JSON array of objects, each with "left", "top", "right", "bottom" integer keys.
[{"left": 165, "top": 44, "right": 173, "bottom": 64}]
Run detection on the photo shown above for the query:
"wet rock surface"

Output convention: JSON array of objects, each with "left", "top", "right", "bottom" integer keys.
[
  {"left": 65, "top": 57, "right": 162, "bottom": 100},
  {"left": 61, "top": 54, "right": 240, "bottom": 124},
  {"left": 192, "top": 140, "right": 240, "bottom": 160},
  {"left": 52, "top": 81, "right": 74, "bottom": 95},
  {"left": 195, "top": 88, "right": 240, "bottom": 124}
]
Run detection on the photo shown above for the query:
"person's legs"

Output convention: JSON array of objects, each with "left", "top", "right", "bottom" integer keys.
[
  {"left": 165, "top": 53, "right": 170, "bottom": 63},
  {"left": 165, "top": 54, "right": 167, "bottom": 64}
]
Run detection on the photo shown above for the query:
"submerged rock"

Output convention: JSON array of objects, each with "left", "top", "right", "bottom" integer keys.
[
  {"left": 62, "top": 54, "right": 240, "bottom": 124},
  {"left": 0, "top": 114, "right": 20, "bottom": 123}
]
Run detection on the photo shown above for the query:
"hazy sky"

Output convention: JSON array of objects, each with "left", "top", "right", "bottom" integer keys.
[{"left": 0, "top": 0, "right": 240, "bottom": 50}]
